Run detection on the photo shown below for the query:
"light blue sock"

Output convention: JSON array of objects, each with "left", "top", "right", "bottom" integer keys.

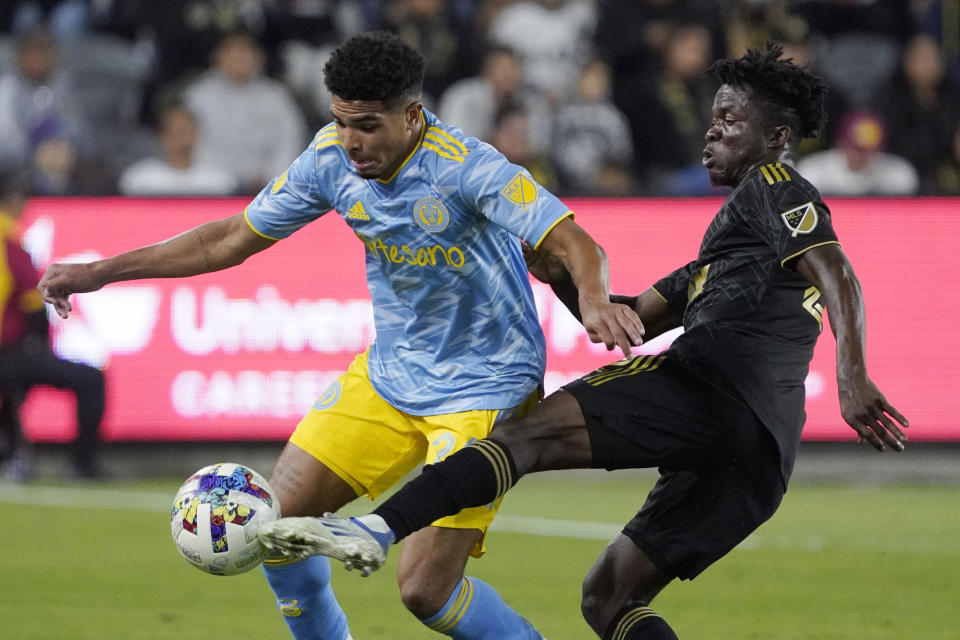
[
  {"left": 262, "top": 555, "right": 350, "bottom": 640},
  {"left": 421, "top": 576, "right": 544, "bottom": 639}
]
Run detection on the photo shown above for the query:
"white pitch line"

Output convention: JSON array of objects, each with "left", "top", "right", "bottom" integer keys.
[
  {"left": 2, "top": 485, "right": 957, "bottom": 554},
  {"left": 0, "top": 484, "right": 172, "bottom": 512}
]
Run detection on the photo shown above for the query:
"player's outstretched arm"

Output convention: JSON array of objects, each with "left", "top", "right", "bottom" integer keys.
[
  {"left": 536, "top": 218, "right": 643, "bottom": 356},
  {"left": 523, "top": 243, "right": 680, "bottom": 343},
  {"left": 795, "top": 244, "right": 909, "bottom": 451},
  {"left": 39, "top": 212, "right": 276, "bottom": 318}
]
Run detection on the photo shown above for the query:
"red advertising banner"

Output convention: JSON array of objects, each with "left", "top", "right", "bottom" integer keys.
[{"left": 18, "top": 197, "right": 958, "bottom": 442}]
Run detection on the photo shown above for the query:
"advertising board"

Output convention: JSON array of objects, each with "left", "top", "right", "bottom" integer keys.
[{"left": 18, "top": 197, "right": 957, "bottom": 442}]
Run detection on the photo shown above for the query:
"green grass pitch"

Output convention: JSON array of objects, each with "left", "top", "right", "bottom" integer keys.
[{"left": 2, "top": 470, "right": 958, "bottom": 639}]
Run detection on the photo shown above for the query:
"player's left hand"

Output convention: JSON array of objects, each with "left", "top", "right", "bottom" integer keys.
[
  {"left": 579, "top": 296, "right": 644, "bottom": 358},
  {"left": 838, "top": 374, "right": 909, "bottom": 452}
]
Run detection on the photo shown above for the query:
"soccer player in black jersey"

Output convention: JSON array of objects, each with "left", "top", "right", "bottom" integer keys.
[{"left": 260, "top": 45, "right": 909, "bottom": 639}]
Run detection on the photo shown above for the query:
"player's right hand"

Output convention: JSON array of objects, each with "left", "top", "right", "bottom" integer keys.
[
  {"left": 579, "top": 296, "right": 644, "bottom": 358},
  {"left": 838, "top": 374, "right": 909, "bottom": 452},
  {"left": 38, "top": 262, "right": 104, "bottom": 319}
]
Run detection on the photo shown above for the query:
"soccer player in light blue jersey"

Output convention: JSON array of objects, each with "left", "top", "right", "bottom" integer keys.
[{"left": 39, "top": 31, "right": 642, "bottom": 640}]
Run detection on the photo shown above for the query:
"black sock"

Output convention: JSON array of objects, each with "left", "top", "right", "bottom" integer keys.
[
  {"left": 604, "top": 605, "right": 679, "bottom": 640},
  {"left": 373, "top": 439, "right": 518, "bottom": 540}
]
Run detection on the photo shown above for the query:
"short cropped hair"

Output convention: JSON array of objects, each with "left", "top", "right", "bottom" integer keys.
[
  {"left": 706, "top": 43, "right": 828, "bottom": 142},
  {"left": 324, "top": 31, "right": 425, "bottom": 106}
]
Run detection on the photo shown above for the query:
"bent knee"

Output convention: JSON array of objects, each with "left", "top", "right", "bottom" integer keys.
[
  {"left": 580, "top": 572, "right": 621, "bottom": 632},
  {"left": 398, "top": 575, "right": 453, "bottom": 619}
]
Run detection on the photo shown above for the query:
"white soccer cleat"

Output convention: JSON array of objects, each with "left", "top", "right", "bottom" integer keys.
[{"left": 258, "top": 514, "right": 389, "bottom": 576}]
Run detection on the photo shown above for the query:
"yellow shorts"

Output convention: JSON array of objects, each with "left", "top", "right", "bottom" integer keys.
[{"left": 289, "top": 350, "right": 540, "bottom": 557}]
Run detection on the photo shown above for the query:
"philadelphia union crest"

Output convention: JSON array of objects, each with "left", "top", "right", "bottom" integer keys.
[{"left": 414, "top": 197, "right": 451, "bottom": 233}]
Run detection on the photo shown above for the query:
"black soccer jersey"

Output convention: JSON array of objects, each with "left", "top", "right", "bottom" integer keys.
[{"left": 652, "top": 162, "right": 839, "bottom": 483}]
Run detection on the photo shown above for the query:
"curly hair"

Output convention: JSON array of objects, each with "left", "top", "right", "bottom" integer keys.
[
  {"left": 706, "top": 43, "right": 828, "bottom": 142},
  {"left": 324, "top": 31, "right": 425, "bottom": 105}
]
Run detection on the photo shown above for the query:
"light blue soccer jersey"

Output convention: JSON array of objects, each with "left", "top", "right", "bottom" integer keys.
[{"left": 244, "top": 108, "right": 573, "bottom": 415}]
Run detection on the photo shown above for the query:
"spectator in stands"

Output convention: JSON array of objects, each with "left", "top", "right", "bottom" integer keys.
[
  {"left": 29, "top": 120, "right": 81, "bottom": 195},
  {"left": 550, "top": 56, "right": 634, "bottom": 195},
  {"left": 184, "top": 30, "right": 307, "bottom": 194},
  {"left": 793, "top": 0, "right": 913, "bottom": 108},
  {"left": 0, "top": 166, "right": 106, "bottom": 482},
  {"left": 6, "top": 0, "right": 90, "bottom": 40},
  {"left": 25, "top": 117, "right": 113, "bottom": 196},
  {"left": 878, "top": 32, "right": 960, "bottom": 195},
  {"left": 0, "top": 28, "right": 86, "bottom": 170},
  {"left": 94, "top": 0, "right": 268, "bottom": 100},
  {"left": 593, "top": 0, "right": 725, "bottom": 85},
  {"left": 797, "top": 110, "right": 919, "bottom": 196},
  {"left": 489, "top": 102, "right": 559, "bottom": 194},
  {"left": 487, "top": 0, "right": 597, "bottom": 103},
  {"left": 437, "top": 45, "right": 552, "bottom": 152},
  {"left": 769, "top": 17, "right": 850, "bottom": 153},
  {"left": 618, "top": 21, "right": 716, "bottom": 193},
  {"left": 119, "top": 103, "right": 237, "bottom": 196},
  {"left": 377, "top": 0, "right": 478, "bottom": 103},
  {"left": 914, "top": 0, "right": 960, "bottom": 84}
]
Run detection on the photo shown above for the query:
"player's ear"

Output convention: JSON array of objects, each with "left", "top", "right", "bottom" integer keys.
[
  {"left": 768, "top": 125, "right": 791, "bottom": 150},
  {"left": 404, "top": 101, "right": 422, "bottom": 132}
]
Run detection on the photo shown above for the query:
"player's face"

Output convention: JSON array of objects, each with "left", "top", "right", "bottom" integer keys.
[
  {"left": 702, "top": 84, "right": 769, "bottom": 187},
  {"left": 330, "top": 96, "right": 422, "bottom": 180}
]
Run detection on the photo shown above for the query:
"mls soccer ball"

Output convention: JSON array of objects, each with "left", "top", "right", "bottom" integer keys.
[{"left": 170, "top": 462, "right": 281, "bottom": 576}]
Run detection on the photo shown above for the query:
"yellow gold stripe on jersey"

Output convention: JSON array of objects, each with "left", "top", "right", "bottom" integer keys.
[
  {"left": 270, "top": 170, "right": 288, "bottom": 194},
  {"left": 314, "top": 124, "right": 340, "bottom": 149},
  {"left": 423, "top": 128, "right": 469, "bottom": 163},
  {"left": 650, "top": 286, "right": 669, "bottom": 304},
  {"left": 583, "top": 355, "right": 666, "bottom": 387},
  {"left": 428, "top": 127, "right": 468, "bottom": 155},
  {"left": 422, "top": 141, "right": 464, "bottom": 162},
  {"left": 779, "top": 240, "right": 840, "bottom": 267},
  {"left": 243, "top": 207, "right": 282, "bottom": 241},
  {"left": 471, "top": 440, "right": 512, "bottom": 499},
  {"left": 610, "top": 606, "right": 662, "bottom": 640},
  {"left": 760, "top": 162, "right": 792, "bottom": 185},
  {"left": 429, "top": 578, "right": 474, "bottom": 632}
]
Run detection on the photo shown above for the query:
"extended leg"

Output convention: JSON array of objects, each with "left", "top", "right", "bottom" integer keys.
[
  {"left": 258, "top": 390, "right": 592, "bottom": 572},
  {"left": 262, "top": 442, "right": 360, "bottom": 640},
  {"left": 376, "top": 389, "right": 592, "bottom": 541}
]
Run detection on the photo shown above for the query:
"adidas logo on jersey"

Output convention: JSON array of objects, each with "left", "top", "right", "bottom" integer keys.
[{"left": 347, "top": 201, "right": 370, "bottom": 220}]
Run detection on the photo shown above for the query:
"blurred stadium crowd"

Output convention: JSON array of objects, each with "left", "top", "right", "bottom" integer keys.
[{"left": 0, "top": 0, "right": 958, "bottom": 198}]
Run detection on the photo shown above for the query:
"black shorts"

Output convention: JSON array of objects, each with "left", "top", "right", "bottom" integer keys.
[{"left": 563, "top": 354, "right": 784, "bottom": 580}]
